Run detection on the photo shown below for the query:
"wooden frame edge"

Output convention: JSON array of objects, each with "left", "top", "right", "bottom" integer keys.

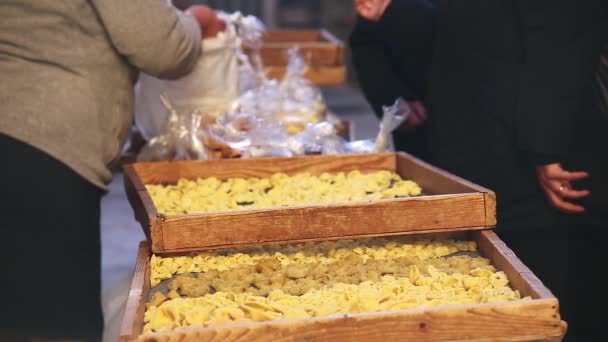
[
  {"left": 396, "top": 151, "right": 494, "bottom": 193},
  {"left": 484, "top": 192, "right": 497, "bottom": 226},
  {"left": 120, "top": 241, "right": 151, "bottom": 342},
  {"left": 139, "top": 298, "right": 563, "bottom": 342},
  {"left": 320, "top": 29, "right": 345, "bottom": 65},
  {"left": 477, "top": 230, "right": 556, "bottom": 300},
  {"left": 155, "top": 226, "right": 486, "bottom": 254}
]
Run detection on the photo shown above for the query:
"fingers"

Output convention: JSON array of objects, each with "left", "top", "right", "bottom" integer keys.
[
  {"left": 536, "top": 163, "right": 590, "bottom": 213},
  {"left": 539, "top": 183, "right": 586, "bottom": 214},
  {"left": 405, "top": 112, "right": 424, "bottom": 128},
  {"left": 410, "top": 101, "right": 428, "bottom": 120},
  {"left": 543, "top": 164, "right": 589, "bottom": 181},
  {"left": 204, "top": 18, "right": 226, "bottom": 39},
  {"left": 544, "top": 181, "right": 590, "bottom": 199},
  {"left": 188, "top": 6, "right": 226, "bottom": 39},
  {"left": 398, "top": 101, "right": 427, "bottom": 131}
]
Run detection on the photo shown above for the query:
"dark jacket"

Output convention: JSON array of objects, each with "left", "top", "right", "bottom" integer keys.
[
  {"left": 427, "top": 0, "right": 608, "bottom": 229},
  {"left": 350, "top": 0, "right": 437, "bottom": 159}
]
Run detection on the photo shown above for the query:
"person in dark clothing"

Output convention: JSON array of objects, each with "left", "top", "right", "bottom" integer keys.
[
  {"left": 425, "top": 0, "right": 608, "bottom": 226},
  {"left": 350, "top": 0, "right": 437, "bottom": 160},
  {"left": 564, "top": 45, "right": 608, "bottom": 341},
  {"left": 425, "top": 1, "right": 608, "bottom": 340},
  {"left": 354, "top": 1, "right": 608, "bottom": 340}
]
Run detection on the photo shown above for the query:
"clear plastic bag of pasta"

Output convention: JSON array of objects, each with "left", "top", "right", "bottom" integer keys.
[
  {"left": 138, "top": 95, "right": 209, "bottom": 162},
  {"left": 334, "top": 97, "right": 410, "bottom": 155},
  {"left": 374, "top": 97, "right": 410, "bottom": 152},
  {"left": 276, "top": 48, "right": 327, "bottom": 135}
]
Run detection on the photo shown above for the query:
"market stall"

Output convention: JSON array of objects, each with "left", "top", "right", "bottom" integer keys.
[{"left": 118, "top": 153, "right": 566, "bottom": 341}]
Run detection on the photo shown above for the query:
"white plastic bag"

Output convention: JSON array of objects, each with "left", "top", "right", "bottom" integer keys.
[
  {"left": 374, "top": 97, "right": 410, "bottom": 152},
  {"left": 134, "top": 13, "right": 241, "bottom": 140},
  {"left": 137, "top": 95, "right": 209, "bottom": 162}
]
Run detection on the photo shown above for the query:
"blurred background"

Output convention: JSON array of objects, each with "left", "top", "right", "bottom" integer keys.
[{"left": 197, "top": 0, "right": 358, "bottom": 82}]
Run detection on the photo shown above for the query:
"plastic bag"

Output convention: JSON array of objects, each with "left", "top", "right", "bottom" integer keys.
[
  {"left": 277, "top": 48, "right": 327, "bottom": 135},
  {"left": 134, "top": 12, "right": 242, "bottom": 140},
  {"left": 229, "top": 12, "right": 267, "bottom": 93},
  {"left": 137, "top": 95, "right": 209, "bottom": 162},
  {"left": 374, "top": 97, "right": 410, "bottom": 152},
  {"left": 331, "top": 97, "right": 410, "bottom": 155}
]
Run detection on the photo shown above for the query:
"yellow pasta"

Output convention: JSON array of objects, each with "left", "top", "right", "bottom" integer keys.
[
  {"left": 149, "top": 237, "right": 477, "bottom": 287},
  {"left": 146, "top": 171, "right": 423, "bottom": 216},
  {"left": 143, "top": 237, "right": 524, "bottom": 335},
  {"left": 143, "top": 265, "right": 526, "bottom": 334}
]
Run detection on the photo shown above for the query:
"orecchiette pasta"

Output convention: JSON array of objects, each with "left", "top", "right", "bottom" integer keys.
[
  {"left": 144, "top": 237, "right": 525, "bottom": 335},
  {"left": 145, "top": 170, "right": 423, "bottom": 216}
]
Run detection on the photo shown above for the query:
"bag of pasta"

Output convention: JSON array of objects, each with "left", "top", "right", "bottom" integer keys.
[{"left": 138, "top": 95, "right": 209, "bottom": 162}]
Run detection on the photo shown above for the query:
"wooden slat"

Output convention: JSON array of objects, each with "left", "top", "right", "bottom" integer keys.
[
  {"left": 484, "top": 192, "right": 498, "bottom": 227},
  {"left": 476, "top": 230, "right": 556, "bottom": 300},
  {"left": 245, "top": 30, "right": 345, "bottom": 68},
  {"left": 158, "top": 194, "right": 486, "bottom": 253},
  {"left": 397, "top": 152, "right": 497, "bottom": 226},
  {"left": 263, "top": 30, "right": 323, "bottom": 42},
  {"left": 124, "top": 164, "right": 161, "bottom": 244},
  {"left": 157, "top": 227, "right": 484, "bottom": 255},
  {"left": 320, "top": 29, "right": 345, "bottom": 65},
  {"left": 137, "top": 300, "right": 562, "bottom": 342},
  {"left": 264, "top": 65, "right": 346, "bottom": 86},
  {"left": 124, "top": 164, "right": 148, "bottom": 192},
  {"left": 124, "top": 166, "right": 153, "bottom": 241},
  {"left": 256, "top": 43, "right": 341, "bottom": 67},
  {"left": 133, "top": 153, "right": 396, "bottom": 185},
  {"left": 396, "top": 152, "right": 491, "bottom": 194},
  {"left": 120, "top": 241, "right": 151, "bottom": 342}
]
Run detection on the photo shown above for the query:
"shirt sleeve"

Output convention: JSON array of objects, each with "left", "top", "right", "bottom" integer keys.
[
  {"left": 350, "top": 12, "right": 415, "bottom": 117},
  {"left": 90, "top": 0, "right": 202, "bottom": 80}
]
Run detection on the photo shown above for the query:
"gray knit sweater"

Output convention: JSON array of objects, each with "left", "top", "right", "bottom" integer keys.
[{"left": 0, "top": 0, "right": 202, "bottom": 189}]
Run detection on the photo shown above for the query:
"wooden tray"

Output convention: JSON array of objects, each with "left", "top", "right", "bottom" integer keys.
[
  {"left": 120, "top": 230, "right": 566, "bottom": 342},
  {"left": 247, "top": 29, "right": 346, "bottom": 86},
  {"left": 123, "top": 153, "right": 496, "bottom": 254}
]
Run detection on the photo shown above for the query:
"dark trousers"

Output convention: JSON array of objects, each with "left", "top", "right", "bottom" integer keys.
[
  {"left": 0, "top": 134, "right": 103, "bottom": 341},
  {"left": 568, "top": 224, "right": 608, "bottom": 341}
]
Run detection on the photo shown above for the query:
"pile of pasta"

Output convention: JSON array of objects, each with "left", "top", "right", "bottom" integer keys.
[
  {"left": 146, "top": 170, "right": 422, "bottom": 215},
  {"left": 144, "top": 237, "right": 527, "bottom": 334}
]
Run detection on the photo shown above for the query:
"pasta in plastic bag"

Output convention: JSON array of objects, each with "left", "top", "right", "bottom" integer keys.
[
  {"left": 374, "top": 97, "right": 410, "bottom": 152},
  {"left": 138, "top": 95, "right": 209, "bottom": 162},
  {"left": 340, "top": 98, "right": 410, "bottom": 154}
]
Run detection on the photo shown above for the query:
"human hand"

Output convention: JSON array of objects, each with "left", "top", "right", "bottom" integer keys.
[
  {"left": 171, "top": 0, "right": 193, "bottom": 11},
  {"left": 536, "top": 163, "right": 590, "bottom": 213},
  {"left": 399, "top": 100, "right": 427, "bottom": 131},
  {"left": 188, "top": 5, "right": 226, "bottom": 39},
  {"left": 354, "top": 0, "right": 392, "bottom": 21}
]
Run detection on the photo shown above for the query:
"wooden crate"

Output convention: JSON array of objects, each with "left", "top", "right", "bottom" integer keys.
[
  {"left": 123, "top": 153, "right": 496, "bottom": 253},
  {"left": 119, "top": 230, "right": 566, "bottom": 342},
  {"left": 248, "top": 29, "right": 346, "bottom": 86}
]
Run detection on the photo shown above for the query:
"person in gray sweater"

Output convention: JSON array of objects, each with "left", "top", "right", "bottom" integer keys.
[{"left": 0, "top": 1, "right": 223, "bottom": 340}]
